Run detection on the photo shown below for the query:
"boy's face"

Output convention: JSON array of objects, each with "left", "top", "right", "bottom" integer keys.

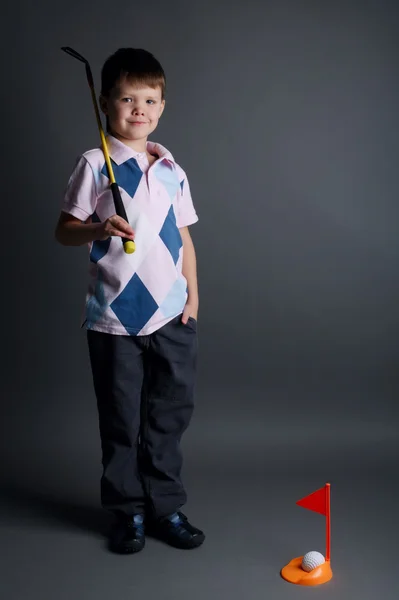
[{"left": 100, "top": 77, "right": 165, "bottom": 149}]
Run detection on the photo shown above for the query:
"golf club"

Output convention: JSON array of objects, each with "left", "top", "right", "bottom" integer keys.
[{"left": 61, "top": 46, "right": 135, "bottom": 254}]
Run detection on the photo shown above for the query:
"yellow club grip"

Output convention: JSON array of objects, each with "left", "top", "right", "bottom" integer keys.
[{"left": 123, "top": 240, "right": 136, "bottom": 254}]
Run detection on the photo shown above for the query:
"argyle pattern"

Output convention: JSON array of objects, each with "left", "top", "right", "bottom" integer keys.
[{"left": 85, "top": 156, "right": 185, "bottom": 335}]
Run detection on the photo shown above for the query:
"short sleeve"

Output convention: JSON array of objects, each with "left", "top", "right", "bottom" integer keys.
[
  {"left": 175, "top": 166, "right": 198, "bottom": 229},
  {"left": 62, "top": 156, "right": 97, "bottom": 221}
]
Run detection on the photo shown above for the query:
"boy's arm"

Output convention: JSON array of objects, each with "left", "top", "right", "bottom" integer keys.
[
  {"left": 180, "top": 226, "right": 199, "bottom": 323},
  {"left": 55, "top": 211, "right": 135, "bottom": 246},
  {"left": 56, "top": 154, "right": 134, "bottom": 247},
  {"left": 55, "top": 212, "right": 102, "bottom": 246}
]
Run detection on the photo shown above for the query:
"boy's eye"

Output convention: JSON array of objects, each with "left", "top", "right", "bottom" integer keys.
[{"left": 121, "top": 98, "right": 155, "bottom": 104}]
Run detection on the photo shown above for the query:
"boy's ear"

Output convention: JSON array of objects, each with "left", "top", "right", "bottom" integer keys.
[
  {"left": 99, "top": 95, "right": 108, "bottom": 115},
  {"left": 159, "top": 99, "right": 166, "bottom": 117}
]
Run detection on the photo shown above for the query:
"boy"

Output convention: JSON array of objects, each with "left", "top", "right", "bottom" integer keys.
[{"left": 55, "top": 48, "right": 204, "bottom": 554}]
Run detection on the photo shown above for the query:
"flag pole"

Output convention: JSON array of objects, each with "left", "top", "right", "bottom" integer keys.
[{"left": 326, "top": 483, "right": 331, "bottom": 561}]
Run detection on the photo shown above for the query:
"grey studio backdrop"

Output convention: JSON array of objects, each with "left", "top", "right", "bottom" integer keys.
[{"left": 1, "top": 1, "right": 398, "bottom": 599}]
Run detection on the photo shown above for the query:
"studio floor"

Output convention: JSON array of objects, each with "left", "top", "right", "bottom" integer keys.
[{"left": 0, "top": 383, "right": 397, "bottom": 600}]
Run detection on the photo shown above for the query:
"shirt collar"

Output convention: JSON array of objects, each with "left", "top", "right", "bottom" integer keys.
[{"left": 105, "top": 134, "right": 175, "bottom": 166}]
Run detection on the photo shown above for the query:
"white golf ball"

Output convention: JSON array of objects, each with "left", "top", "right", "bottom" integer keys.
[{"left": 301, "top": 551, "right": 325, "bottom": 572}]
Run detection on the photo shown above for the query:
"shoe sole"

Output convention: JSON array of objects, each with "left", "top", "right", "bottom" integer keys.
[
  {"left": 108, "top": 540, "right": 145, "bottom": 554},
  {"left": 147, "top": 530, "right": 205, "bottom": 549}
]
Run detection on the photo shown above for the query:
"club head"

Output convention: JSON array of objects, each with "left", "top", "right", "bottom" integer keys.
[{"left": 61, "top": 46, "right": 88, "bottom": 65}]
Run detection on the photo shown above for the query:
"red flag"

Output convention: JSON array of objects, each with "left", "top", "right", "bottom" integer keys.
[{"left": 296, "top": 486, "right": 327, "bottom": 515}]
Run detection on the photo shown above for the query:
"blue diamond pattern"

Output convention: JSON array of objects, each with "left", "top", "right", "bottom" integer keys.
[
  {"left": 110, "top": 274, "right": 158, "bottom": 335},
  {"left": 90, "top": 212, "right": 111, "bottom": 263},
  {"left": 159, "top": 277, "right": 188, "bottom": 318},
  {"left": 86, "top": 268, "right": 108, "bottom": 325},
  {"left": 159, "top": 205, "right": 182, "bottom": 264},
  {"left": 101, "top": 157, "right": 142, "bottom": 198},
  {"left": 154, "top": 162, "right": 180, "bottom": 199}
]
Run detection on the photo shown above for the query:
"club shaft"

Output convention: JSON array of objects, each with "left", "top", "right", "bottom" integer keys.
[
  {"left": 62, "top": 46, "right": 135, "bottom": 254},
  {"left": 87, "top": 84, "right": 116, "bottom": 185}
]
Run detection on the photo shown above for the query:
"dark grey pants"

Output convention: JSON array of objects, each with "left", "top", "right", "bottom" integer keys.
[{"left": 87, "top": 315, "right": 198, "bottom": 520}]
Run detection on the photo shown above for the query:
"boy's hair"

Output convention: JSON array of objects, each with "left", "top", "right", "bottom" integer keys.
[
  {"left": 101, "top": 48, "right": 166, "bottom": 98},
  {"left": 101, "top": 48, "right": 166, "bottom": 133}
]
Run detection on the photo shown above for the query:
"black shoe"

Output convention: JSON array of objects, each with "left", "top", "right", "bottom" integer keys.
[
  {"left": 108, "top": 514, "right": 145, "bottom": 554},
  {"left": 146, "top": 511, "right": 205, "bottom": 549}
]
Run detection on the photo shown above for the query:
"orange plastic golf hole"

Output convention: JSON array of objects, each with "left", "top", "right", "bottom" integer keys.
[{"left": 281, "top": 556, "right": 333, "bottom": 586}]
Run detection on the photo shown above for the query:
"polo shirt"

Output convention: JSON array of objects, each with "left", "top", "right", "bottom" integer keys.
[{"left": 62, "top": 134, "right": 198, "bottom": 336}]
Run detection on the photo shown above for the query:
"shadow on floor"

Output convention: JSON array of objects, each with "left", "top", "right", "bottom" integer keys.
[{"left": 0, "top": 480, "right": 110, "bottom": 538}]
